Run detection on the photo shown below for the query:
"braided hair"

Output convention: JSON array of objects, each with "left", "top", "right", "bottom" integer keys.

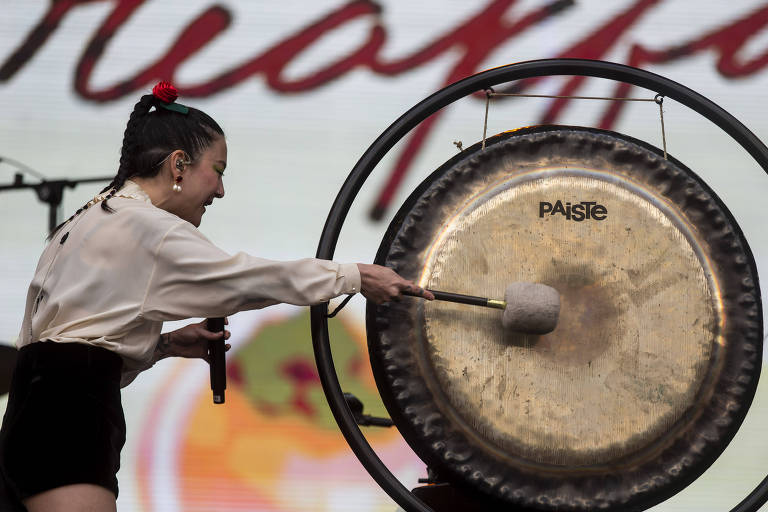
[
  {"left": 49, "top": 87, "right": 224, "bottom": 238},
  {"left": 101, "top": 93, "right": 224, "bottom": 211}
]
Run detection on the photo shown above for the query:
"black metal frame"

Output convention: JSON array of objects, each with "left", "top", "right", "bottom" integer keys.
[{"left": 310, "top": 58, "right": 768, "bottom": 512}]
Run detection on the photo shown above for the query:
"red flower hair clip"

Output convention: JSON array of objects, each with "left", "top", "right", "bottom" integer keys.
[
  {"left": 152, "top": 81, "right": 178, "bottom": 103},
  {"left": 152, "top": 81, "right": 189, "bottom": 114}
]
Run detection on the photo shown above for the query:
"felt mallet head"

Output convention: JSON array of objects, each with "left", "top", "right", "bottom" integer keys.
[{"left": 502, "top": 282, "right": 560, "bottom": 334}]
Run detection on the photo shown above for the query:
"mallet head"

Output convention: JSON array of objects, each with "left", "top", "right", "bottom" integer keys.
[{"left": 502, "top": 282, "right": 560, "bottom": 334}]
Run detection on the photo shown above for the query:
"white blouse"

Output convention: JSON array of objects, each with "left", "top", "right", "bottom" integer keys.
[{"left": 17, "top": 181, "right": 360, "bottom": 386}]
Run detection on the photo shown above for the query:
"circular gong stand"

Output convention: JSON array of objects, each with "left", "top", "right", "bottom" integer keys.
[{"left": 310, "top": 59, "right": 768, "bottom": 512}]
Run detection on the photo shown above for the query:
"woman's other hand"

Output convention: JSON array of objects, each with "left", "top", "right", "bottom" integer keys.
[
  {"left": 157, "top": 319, "right": 231, "bottom": 362},
  {"left": 357, "top": 263, "right": 435, "bottom": 304}
]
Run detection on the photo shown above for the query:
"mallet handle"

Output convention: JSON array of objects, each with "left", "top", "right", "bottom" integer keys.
[{"left": 404, "top": 289, "right": 506, "bottom": 310}]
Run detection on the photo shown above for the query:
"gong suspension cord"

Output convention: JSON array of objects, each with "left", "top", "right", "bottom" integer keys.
[
  {"left": 655, "top": 93, "right": 668, "bottom": 159},
  {"left": 481, "top": 90, "right": 669, "bottom": 159}
]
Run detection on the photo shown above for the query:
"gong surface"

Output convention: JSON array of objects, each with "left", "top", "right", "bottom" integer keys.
[{"left": 367, "top": 126, "right": 762, "bottom": 511}]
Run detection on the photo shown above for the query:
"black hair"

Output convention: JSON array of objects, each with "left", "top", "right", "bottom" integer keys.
[
  {"left": 101, "top": 94, "right": 225, "bottom": 211},
  {"left": 48, "top": 93, "right": 224, "bottom": 238}
]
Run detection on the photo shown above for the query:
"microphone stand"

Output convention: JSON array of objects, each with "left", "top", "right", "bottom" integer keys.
[{"left": 0, "top": 172, "right": 113, "bottom": 233}]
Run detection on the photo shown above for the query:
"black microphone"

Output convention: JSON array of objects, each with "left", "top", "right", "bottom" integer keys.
[{"left": 206, "top": 317, "right": 226, "bottom": 404}]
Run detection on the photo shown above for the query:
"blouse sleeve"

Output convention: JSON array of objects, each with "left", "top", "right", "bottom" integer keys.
[{"left": 140, "top": 222, "right": 361, "bottom": 322}]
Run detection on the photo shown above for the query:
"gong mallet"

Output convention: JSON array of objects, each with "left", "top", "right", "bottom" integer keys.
[
  {"left": 405, "top": 282, "right": 560, "bottom": 334},
  {"left": 206, "top": 317, "right": 227, "bottom": 404}
]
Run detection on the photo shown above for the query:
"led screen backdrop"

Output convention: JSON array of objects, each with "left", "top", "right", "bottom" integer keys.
[{"left": 2, "top": 1, "right": 768, "bottom": 511}]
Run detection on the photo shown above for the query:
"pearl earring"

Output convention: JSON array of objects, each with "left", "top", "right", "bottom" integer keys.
[{"left": 172, "top": 175, "right": 183, "bottom": 193}]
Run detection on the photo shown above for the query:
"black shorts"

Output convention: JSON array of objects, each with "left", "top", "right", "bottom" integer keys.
[{"left": 0, "top": 342, "right": 125, "bottom": 507}]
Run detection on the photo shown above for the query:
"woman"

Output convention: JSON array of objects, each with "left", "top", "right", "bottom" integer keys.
[{"left": 0, "top": 82, "right": 431, "bottom": 511}]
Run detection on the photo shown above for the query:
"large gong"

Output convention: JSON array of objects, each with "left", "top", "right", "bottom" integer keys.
[{"left": 366, "top": 126, "right": 762, "bottom": 511}]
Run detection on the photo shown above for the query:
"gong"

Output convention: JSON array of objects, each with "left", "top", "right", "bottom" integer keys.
[{"left": 366, "top": 126, "right": 762, "bottom": 511}]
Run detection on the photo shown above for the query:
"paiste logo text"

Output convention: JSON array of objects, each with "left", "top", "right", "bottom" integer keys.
[{"left": 539, "top": 200, "right": 607, "bottom": 221}]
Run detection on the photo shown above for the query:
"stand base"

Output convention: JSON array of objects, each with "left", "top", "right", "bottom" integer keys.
[{"left": 411, "top": 483, "right": 532, "bottom": 512}]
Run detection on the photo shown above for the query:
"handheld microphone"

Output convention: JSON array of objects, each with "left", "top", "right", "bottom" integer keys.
[{"left": 206, "top": 317, "right": 226, "bottom": 404}]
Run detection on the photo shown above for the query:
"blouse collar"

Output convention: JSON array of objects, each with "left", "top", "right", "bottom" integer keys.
[{"left": 109, "top": 180, "right": 154, "bottom": 205}]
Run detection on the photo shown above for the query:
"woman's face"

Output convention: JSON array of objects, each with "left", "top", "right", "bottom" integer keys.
[{"left": 177, "top": 136, "right": 227, "bottom": 227}]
